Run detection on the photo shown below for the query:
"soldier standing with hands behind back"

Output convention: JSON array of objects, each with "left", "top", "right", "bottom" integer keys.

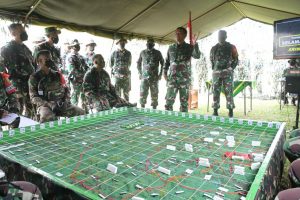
[
  {"left": 210, "top": 30, "right": 238, "bottom": 117},
  {"left": 110, "top": 38, "right": 132, "bottom": 101},
  {"left": 137, "top": 38, "right": 164, "bottom": 109}
]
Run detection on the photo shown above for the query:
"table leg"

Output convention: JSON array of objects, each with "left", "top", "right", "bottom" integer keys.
[
  {"left": 207, "top": 87, "right": 210, "bottom": 113},
  {"left": 244, "top": 88, "right": 246, "bottom": 116},
  {"left": 280, "top": 81, "right": 282, "bottom": 110},
  {"left": 250, "top": 86, "right": 253, "bottom": 111}
]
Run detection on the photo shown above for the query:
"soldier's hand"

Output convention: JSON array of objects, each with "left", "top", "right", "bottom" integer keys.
[
  {"left": 163, "top": 74, "right": 168, "bottom": 81},
  {"left": 1, "top": 110, "right": 9, "bottom": 118}
]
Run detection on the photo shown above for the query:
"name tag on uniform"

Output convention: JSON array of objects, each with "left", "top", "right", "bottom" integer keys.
[{"left": 38, "top": 90, "right": 43, "bottom": 95}]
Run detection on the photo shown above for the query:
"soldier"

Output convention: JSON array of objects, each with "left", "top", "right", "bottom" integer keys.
[
  {"left": 110, "top": 38, "right": 132, "bottom": 101},
  {"left": 33, "top": 27, "right": 61, "bottom": 71},
  {"left": 289, "top": 159, "right": 300, "bottom": 187},
  {"left": 0, "top": 23, "right": 35, "bottom": 118},
  {"left": 283, "top": 129, "right": 300, "bottom": 162},
  {"left": 29, "top": 50, "right": 85, "bottom": 123},
  {"left": 83, "top": 54, "right": 136, "bottom": 112},
  {"left": 0, "top": 178, "right": 43, "bottom": 200},
  {"left": 210, "top": 30, "right": 238, "bottom": 117},
  {"left": 137, "top": 38, "right": 164, "bottom": 109},
  {"left": 61, "top": 40, "right": 71, "bottom": 76},
  {"left": 164, "top": 27, "right": 200, "bottom": 112},
  {"left": 85, "top": 39, "right": 96, "bottom": 68},
  {"left": 0, "top": 72, "right": 21, "bottom": 129},
  {"left": 66, "top": 39, "right": 89, "bottom": 110}
]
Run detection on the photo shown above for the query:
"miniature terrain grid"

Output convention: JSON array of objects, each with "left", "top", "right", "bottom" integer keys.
[{"left": 0, "top": 107, "right": 285, "bottom": 200}]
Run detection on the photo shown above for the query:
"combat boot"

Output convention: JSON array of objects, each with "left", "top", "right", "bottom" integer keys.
[
  {"left": 228, "top": 109, "right": 233, "bottom": 118},
  {"left": 213, "top": 109, "right": 218, "bottom": 116}
]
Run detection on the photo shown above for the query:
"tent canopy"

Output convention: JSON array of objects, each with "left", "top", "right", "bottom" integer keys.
[{"left": 0, "top": 0, "right": 299, "bottom": 42}]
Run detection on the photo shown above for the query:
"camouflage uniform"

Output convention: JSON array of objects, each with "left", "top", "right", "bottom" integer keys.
[
  {"left": 33, "top": 42, "right": 61, "bottom": 71},
  {"left": 0, "top": 72, "right": 20, "bottom": 114},
  {"left": 164, "top": 42, "right": 200, "bottom": 112},
  {"left": 210, "top": 41, "right": 238, "bottom": 109},
  {"left": 83, "top": 66, "right": 133, "bottom": 111},
  {"left": 137, "top": 48, "right": 164, "bottom": 108},
  {"left": 283, "top": 130, "right": 300, "bottom": 162},
  {"left": 110, "top": 49, "right": 132, "bottom": 101},
  {"left": 0, "top": 181, "right": 43, "bottom": 200},
  {"left": 85, "top": 51, "right": 95, "bottom": 68},
  {"left": 66, "top": 52, "right": 89, "bottom": 110},
  {"left": 28, "top": 69, "right": 85, "bottom": 123},
  {"left": 0, "top": 41, "right": 35, "bottom": 117}
]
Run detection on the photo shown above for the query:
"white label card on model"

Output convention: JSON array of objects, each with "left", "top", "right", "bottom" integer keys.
[
  {"left": 49, "top": 121, "right": 54, "bottom": 128},
  {"left": 252, "top": 141, "right": 261, "bottom": 147},
  {"left": 238, "top": 119, "right": 243, "bottom": 125},
  {"left": 182, "top": 113, "right": 186, "bottom": 117},
  {"left": 31, "top": 126, "right": 36, "bottom": 132},
  {"left": 9, "top": 130, "right": 15, "bottom": 137},
  {"left": 257, "top": 121, "right": 262, "bottom": 127},
  {"left": 20, "top": 127, "right": 25, "bottom": 134},
  {"left": 220, "top": 117, "right": 225, "bottom": 123},
  {"left": 229, "top": 118, "right": 234, "bottom": 123},
  {"left": 58, "top": 120, "right": 62, "bottom": 126},
  {"left": 40, "top": 124, "right": 45, "bottom": 129},
  {"left": 268, "top": 122, "right": 273, "bottom": 128},
  {"left": 189, "top": 114, "right": 193, "bottom": 118}
]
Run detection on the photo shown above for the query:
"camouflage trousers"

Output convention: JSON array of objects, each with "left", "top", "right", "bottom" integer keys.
[
  {"left": 212, "top": 70, "right": 235, "bottom": 109},
  {"left": 289, "top": 159, "right": 300, "bottom": 187},
  {"left": 0, "top": 181, "right": 43, "bottom": 200},
  {"left": 283, "top": 136, "right": 300, "bottom": 162},
  {"left": 88, "top": 94, "right": 132, "bottom": 112},
  {"left": 16, "top": 88, "right": 34, "bottom": 118},
  {"left": 114, "top": 77, "right": 130, "bottom": 101},
  {"left": 140, "top": 79, "right": 159, "bottom": 108},
  {"left": 165, "top": 84, "right": 189, "bottom": 112},
  {"left": 37, "top": 103, "right": 85, "bottom": 123},
  {"left": 70, "top": 82, "right": 86, "bottom": 111}
]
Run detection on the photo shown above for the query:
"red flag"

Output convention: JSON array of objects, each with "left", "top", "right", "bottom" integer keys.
[
  {"left": 0, "top": 72, "right": 16, "bottom": 94},
  {"left": 58, "top": 71, "right": 66, "bottom": 86},
  {"left": 187, "top": 11, "right": 192, "bottom": 45}
]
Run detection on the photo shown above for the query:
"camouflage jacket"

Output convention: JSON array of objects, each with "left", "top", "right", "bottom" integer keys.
[
  {"left": 0, "top": 73, "right": 20, "bottom": 113},
  {"left": 210, "top": 42, "right": 239, "bottom": 71},
  {"left": 0, "top": 41, "right": 35, "bottom": 90},
  {"left": 85, "top": 51, "right": 95, "bottom": 68},
  {"left": 110, "top": 49, "right": 131, "bottom": 78},
  {"left": 66, "top": 52, "right": 89, "bottom": 85},
  {"left": 29, "top": 69, "right": 70, "bottom": 107},
  {"left": 164, "top": 42, "right": 200, "bottom": 86},
  {"left": 33, "top": 41, "right": 61, "bottom": 71},
  {"left": 83, "top": 66, "right": 117, "bottom": 100},
  {"left": 137, "top": 48, "right": 164, "bottom": 80}
]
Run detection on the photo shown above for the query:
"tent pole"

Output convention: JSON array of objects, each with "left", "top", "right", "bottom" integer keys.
[{"left": 25, "top": 0, "right": 43, "bottom": 23}]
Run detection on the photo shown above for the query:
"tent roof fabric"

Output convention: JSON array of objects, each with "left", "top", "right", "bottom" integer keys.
[{"left": 0, "top": 0, "right": 299, "bottom": 42}]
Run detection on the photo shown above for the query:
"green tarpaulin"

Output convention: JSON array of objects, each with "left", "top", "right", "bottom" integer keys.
[{"left": 0, "top": 0, "right": 299, "bottom": 42}]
